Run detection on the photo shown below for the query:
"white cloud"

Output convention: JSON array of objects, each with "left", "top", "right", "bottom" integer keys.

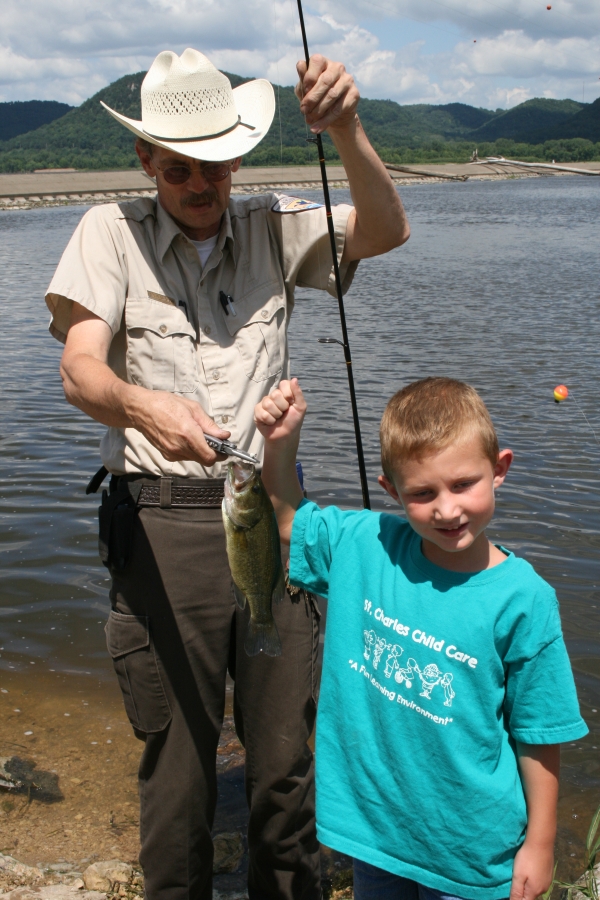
[
  {"left": 488, "top": 85, "right": 533, "bottom": 109},
  {"left": 352, "top": 48, "right": 445, "bottom": 104},
  {"left": 0, "top": 0, "right": 599, "bottom": 109},
  {"left": 458, "top": 30, "right": 600, "bottom": 78}
]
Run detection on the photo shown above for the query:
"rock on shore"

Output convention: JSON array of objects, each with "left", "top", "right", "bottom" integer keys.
[{"left": 0, "top": 851, "right": 251, "bottom": 900}]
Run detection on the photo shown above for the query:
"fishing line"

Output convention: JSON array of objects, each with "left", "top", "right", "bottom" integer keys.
[
  {"left": 526, "top": 379, "right": 600, "bottom": 447},
  {"left": 277, "top": 81, "right": 284, "bottom": 172},
  {"left": 292, "top": 0, "right": 327, "bottom": 317},
  {"left": 569, "top": 390, "right": 600, "bottom": 446},
  {"left": 272, "top": 0, "right": 286, "bottom": 175},
  {"left": 287, "top": 0, "right": 334, "bottom": 449},
  {"left": 280, "top": 0, "right": 326, "bottom": 323},
  {"left": 295, "top": 0, "right": 371, "bottom": 509}
]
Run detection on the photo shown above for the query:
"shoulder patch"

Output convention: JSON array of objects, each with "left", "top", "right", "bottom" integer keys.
[{"left": 271, "top": 195, "right": 323, "bottom": 213}]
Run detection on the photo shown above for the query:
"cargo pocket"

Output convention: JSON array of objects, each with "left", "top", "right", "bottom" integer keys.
[
  {"left": 105, "top": 610, "right": 172, "bottom": 733},
  {"left": 125, "top": 297, "right": 199, "bottom": 393},
  {"left": 224, "top": 282, "right": 285, "bottom": 383}
]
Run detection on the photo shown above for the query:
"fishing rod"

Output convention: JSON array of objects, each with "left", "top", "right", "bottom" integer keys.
[{"left": 295, "top": 0, "right": 371, "bottom": 510}]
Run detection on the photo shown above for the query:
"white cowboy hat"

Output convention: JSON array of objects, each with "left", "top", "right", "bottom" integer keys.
[{"left": 101, "top": 48, "right": 275, "bottom": 161}]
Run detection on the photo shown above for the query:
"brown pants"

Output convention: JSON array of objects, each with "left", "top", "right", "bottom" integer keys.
[{"left": 105, "top": 504, "right": 321, "bottom": 900}]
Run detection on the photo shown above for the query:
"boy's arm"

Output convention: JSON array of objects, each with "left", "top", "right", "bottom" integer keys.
[
  {"left": 510, "top": 743, "right": 560, "bottom": 900},
  {"left": 254, "top": 378, "right": 307, "bottom": 544}
]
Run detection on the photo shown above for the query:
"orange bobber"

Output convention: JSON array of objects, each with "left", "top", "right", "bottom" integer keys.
[{"left": 553, "top": 384, "right": 568, "bottom": 403}]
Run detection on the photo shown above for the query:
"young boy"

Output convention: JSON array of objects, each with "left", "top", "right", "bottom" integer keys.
[{"left": 254, "top": 376, "right": 588, "bottom": 900}]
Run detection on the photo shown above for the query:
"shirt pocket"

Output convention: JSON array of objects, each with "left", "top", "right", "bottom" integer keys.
[
  {"left": 223, "top": 281, "right": 286, "bottom": 383},
  {"left": 125, "top": 297, "right": 199, "bottom": 394}
]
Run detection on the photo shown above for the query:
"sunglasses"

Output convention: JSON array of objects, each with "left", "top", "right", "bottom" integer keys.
[{"left": 155, "top": 161, "right": 234, "bottom": 185}]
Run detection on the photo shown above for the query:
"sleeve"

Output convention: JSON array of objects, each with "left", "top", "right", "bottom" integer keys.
[
  {"left": 271, "top": 201, "right": 359, "bottom": 298},
  {"left": 504, "top": 600, "right": 589, "bottom": 744},
  {"left": 288, "top": 499, "right": 354, "bottom": 598},
  {"left": 45, "top": 205, "right": 129, "bottom": 344}
]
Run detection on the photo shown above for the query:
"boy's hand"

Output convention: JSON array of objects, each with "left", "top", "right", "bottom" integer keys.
[
  {"left": 255, "top": 379, "right": 306, "bottom": 543},
  {"left": 512, "top": 743, "right": 559, "bottom": 900},
  {"left": 254, "top": 378, "right": 307, "bottom": 443},
  {"left": 509, "top": 841, "right": 555, "bottom": 900}
]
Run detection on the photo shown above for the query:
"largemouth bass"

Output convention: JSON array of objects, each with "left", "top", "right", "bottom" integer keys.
[{"left": 222, "top": 461, "right": 285, "bottom": 657}]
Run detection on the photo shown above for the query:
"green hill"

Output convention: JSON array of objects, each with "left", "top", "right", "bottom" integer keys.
[
  {"left": 1, "top": 70, "right": 599, "bottom": 171},
  {"left": 435, "top": 103, "right": 495, "bottom": 131},
  {"left": 0, "top": 70, "right": 259, "bottom": 172},
  {"left": 0, "top": 100, "right": 73, "bottom": 142},
  {"left": 350, "top": 100, "right": 495, "bottom": 144},
  {"left": 0, "top": 73, "right": 503, "bottom": 170},
  {"left": 544, "top": 97, "right": 600, "bottom": 143},
  {"left": 241, "top": 94, "right": 498, "bottom": 163},
  {"left": 471, "top": 98, "right": 584, "bottom": 143}
]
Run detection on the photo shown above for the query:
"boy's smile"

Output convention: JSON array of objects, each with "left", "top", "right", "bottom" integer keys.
[{"left": 378, "top": 435, "right": 513, "bottom": 573}]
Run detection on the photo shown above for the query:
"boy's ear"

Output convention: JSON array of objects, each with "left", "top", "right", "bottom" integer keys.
[
  {"left": 493, "top": 449, "right": 513, "bottom": 489},
  {"left": 378, "top": 474, "right": 401, "bottom": 503}
]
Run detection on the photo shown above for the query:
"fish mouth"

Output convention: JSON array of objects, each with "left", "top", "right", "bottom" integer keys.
[
  {"left": 228, "top": 460, "right": 255, "bottom": 491},
  {"left": 223, "top": 461, "right": 257, "bottom": 528}
]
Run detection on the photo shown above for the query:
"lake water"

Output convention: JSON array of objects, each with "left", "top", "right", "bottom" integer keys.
[{"left": 0, "top": 176, "right": 599, "bottom": 876}]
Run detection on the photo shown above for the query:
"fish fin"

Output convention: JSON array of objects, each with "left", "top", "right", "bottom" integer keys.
[
  {"left": 272, "top": 564, "right": 286, "bottom": 605},
  {"left": 232, "top": 582, "right": 247, "bottom": 609},
  {"left": 244, "top": 619, "right": 282, "bottom": 658}
]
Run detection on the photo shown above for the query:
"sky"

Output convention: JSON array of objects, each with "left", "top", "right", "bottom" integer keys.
[{"left": 1, "top": 0, "right": 599, "bottom": 110}]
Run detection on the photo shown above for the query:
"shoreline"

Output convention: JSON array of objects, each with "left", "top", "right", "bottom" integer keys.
[
  {"left": 2, "top": 162, "right": 598, "bottom": 211},
  {"left": 0, "top": 668, "right": 596, "bottom": 898},
  {"left": 0, "top": 670, "right": 352, "bottom": 900}
]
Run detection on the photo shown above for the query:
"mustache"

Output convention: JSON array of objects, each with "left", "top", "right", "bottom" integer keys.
[{"left": 181, "top": 190, "right": 219, "bottom": 208}]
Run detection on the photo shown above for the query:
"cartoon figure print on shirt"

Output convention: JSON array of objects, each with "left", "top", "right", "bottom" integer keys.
[
  {"left": 412, "top": 662, "right": 455, "bottom": 707},
  {"left": 362, "top": 629, "right": 457, "bottom": 708},
  {"left": 352, "top": 600, "right": 481, "bottom": 725}
]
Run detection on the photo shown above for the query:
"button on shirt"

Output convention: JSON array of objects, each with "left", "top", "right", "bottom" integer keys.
[{"left": 46, "top": 193, "right": 358, "bottom": 478}]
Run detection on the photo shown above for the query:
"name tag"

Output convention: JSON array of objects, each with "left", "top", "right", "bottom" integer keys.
[{"left": 147, "top": 290, "right": 177, "bottom": 306}]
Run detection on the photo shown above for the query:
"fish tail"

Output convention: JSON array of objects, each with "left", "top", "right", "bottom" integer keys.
[{"left": 244, "top": 619, "right": 282, "bottom": 658}]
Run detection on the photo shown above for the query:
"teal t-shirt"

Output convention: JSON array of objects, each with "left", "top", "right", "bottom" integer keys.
[{"left": 290, "top": 501, "right": 588, "bottom": 900}]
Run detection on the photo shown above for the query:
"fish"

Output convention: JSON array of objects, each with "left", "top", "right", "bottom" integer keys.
[{"left": 222, "top": 460, "right": 285, "bottom": 657}]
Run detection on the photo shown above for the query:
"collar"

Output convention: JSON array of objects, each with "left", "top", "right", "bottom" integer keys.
[
  {"left": 214, "top": 206, "right": 237, "bottom": 267},
  {"left": 156, "top": 200, "right": 186, "bottom": 263},
  {"left": 155, "top": 198, "right": 238, "bottom": 266}
]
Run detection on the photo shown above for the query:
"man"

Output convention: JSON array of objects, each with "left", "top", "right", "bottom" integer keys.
[{"left": 46, "top": 47, "right": 409, "bottom": 900}]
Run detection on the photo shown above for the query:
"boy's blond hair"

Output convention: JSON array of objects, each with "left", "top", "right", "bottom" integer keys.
[{"left": 380, "top": 377, "right": 499, "bottom": 479}]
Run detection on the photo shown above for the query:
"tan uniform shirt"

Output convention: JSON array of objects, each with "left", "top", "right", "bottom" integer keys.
[{"left": 46, "top": 193, "right": 358, "bottom": 477}]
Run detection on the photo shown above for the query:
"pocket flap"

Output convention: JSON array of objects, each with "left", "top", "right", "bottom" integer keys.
[
  {"left": 125, "top": 297, "right": 196, "bottom": 339},
  {"left": 105, "top": 611, "right": 150, "bottom": 658},
  {"left": 224, "top": 282, "right": 285, "bottom": 337}
]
